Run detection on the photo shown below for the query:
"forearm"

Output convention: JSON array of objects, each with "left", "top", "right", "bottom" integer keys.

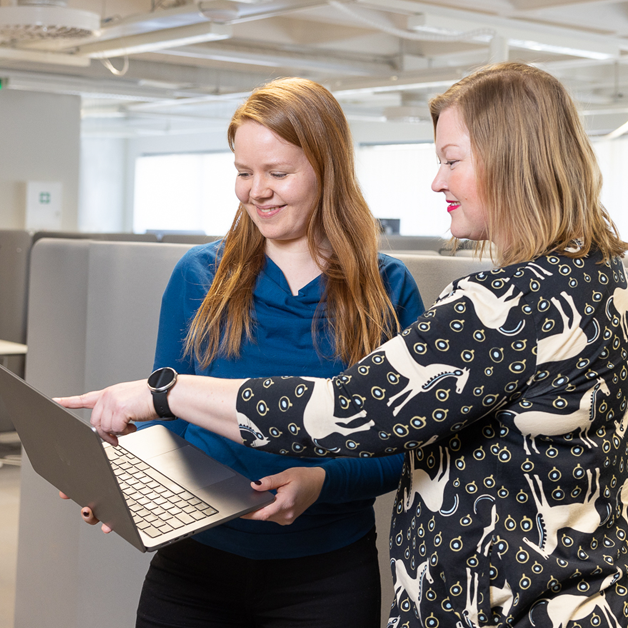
[
  {"left": 167, "top": 374, "right": 242, "bottom": 442},
  {"left": 56, "top": 374, "right": 243, "bottom": 446}
]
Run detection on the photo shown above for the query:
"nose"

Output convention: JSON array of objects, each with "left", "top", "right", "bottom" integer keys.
[
  {"left": 431, "top": 164, "right": 447, "bottom": 194},
  {"left": 250, "top": 174, "right": 272, "bottom": 200}
]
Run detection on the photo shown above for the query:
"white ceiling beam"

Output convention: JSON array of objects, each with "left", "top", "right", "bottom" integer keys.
[
  {"left": 407, "top": 12, "right": 619, "bottom": 59},
  {"left": 75, "top": 21, "right": 232, "bottom": 59},
  {"left": 0, "top": 67, "right": 208, "bottom": 101},
  {"left": 510, "top": 0, "right": 601, "bottom": 10},
  {"left": 125, "top": 90, "right": 252, "bottom": 112},
  {"left": 329, "top": 70, "right": 461, "bottom": 98},
  {"left": 157, "top": 43, "right": 393, "bottom": 75},
  {"left": 358, "top": 0, "right": 625, "bottom": 57}
]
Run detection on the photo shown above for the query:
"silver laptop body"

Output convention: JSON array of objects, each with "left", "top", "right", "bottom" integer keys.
[{"left": 0, "top": 365, "right": 274, "bottom": 552}]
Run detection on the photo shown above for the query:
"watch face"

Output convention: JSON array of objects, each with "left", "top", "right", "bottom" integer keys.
[{"left": 148, "top": 367, "right": 177, "bottom": 392}]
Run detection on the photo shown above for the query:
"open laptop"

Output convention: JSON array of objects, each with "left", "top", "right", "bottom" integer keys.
[{"left": 0, "top": 365, "right": 274, "bottom": 552}]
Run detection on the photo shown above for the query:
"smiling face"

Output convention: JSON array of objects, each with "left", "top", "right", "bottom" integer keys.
[
  {"left": 431, "top": 107, "right": 489, "bottom": 243},
  {"left": 233, "top": 120, "right": 319, "bottom": 252}
]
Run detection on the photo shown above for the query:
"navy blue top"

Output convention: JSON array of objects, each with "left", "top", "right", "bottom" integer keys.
[{"left": 145, "top": 240, "right": 424, "bottom": 559}]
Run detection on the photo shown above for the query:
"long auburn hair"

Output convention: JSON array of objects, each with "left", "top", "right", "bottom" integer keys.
[
  {"left": 429, "top": 62, "right": 627, "bottom": 266},
  {"left": 186, "top": 77, "right": 400, "bottom": 368}
]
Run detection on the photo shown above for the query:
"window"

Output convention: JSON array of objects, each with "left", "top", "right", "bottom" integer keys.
[
  {"left": 592, "top": 136, "right": 628, "bottom": 240},
  {"left": 133, "top": 140, "right": 628, "bottom": 242},
  {"left": 356, "top": 143, "right": 449, "bottom": 237},
  {"left": 133, "top": 152, "right": 237, "bottom": 235}
]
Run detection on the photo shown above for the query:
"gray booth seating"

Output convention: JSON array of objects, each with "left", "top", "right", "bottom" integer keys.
[
  {"left": 15, "top": 239, "right": 192, "bottom": 628},
  {"left": 389, "top": 252, "right": 494, "bottom": 308},
  {"left": 0, "top": 230, "right": 33, "bottom": 431},
  {"left": 378, "top": 234, "right": 445, "bottom": 253},
  {"left": 31, "top": 230, "right": 160, "bottom": 244},
  {"left": 160, "top": 234, "right": 223, "bottom": 244},
  {"left": 14, "top": 240, "right": 494, "bottom": 628}
]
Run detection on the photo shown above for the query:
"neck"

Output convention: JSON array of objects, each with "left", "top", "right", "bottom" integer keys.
[{"left": 265, "top": 237, "right": 328, "bottom": 295}]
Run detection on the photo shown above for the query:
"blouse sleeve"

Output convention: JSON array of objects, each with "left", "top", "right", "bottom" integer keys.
[
  {"left": 316, "top": 256, "right": 423, "bottom": 500},
  {"left": 236, "top": 273, "right": 538, "bottom": 457}
]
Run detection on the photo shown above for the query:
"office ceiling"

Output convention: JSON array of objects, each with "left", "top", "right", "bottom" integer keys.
[{"left": 2, "top": 0, "right": 628, "bottom": 138}]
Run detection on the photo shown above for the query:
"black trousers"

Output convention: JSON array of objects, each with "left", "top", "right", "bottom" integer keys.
[{"left": 136, "top": 528, "right": 382, "bottom": 628}]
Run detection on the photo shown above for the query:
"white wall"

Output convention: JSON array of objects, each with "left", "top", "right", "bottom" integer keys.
[
  {"left": 349, "top": 119, "right": 435, "bottom": 145},
  {"left": 0, "top": 90, "right": 80, "bottom": 230}
]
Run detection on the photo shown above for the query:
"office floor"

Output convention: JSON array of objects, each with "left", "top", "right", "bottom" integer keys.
[{"left": 0, "top": 437, "right": 21, "bottom": 628}]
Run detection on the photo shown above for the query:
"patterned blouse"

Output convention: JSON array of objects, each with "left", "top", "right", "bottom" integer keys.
[{"left": 236, "top": 249, "right": 628, "bottom": 628}]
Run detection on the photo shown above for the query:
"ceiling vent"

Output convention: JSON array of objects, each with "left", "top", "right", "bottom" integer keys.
[{"left": 0, "top": 0, "right": 100, "bottom": 41}]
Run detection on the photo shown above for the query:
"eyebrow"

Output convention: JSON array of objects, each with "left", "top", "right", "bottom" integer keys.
[
  {"left": 438, "top": 143, "right": 460, "bottom": 151},
  {"left": 234, "top": 160, "right": 294, "bottom": 169}
]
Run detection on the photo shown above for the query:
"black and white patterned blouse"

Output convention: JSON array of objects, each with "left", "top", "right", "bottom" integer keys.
[{"left": 236, "top": 250, "right": 628, "bottom": 628}]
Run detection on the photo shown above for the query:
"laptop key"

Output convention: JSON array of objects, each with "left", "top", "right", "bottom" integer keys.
[
  {"left": 143, "top": 526, "right": 161, "bottom": 538},
  {"left": 105, "top": 447, "right": 120, "bottom": 460}
]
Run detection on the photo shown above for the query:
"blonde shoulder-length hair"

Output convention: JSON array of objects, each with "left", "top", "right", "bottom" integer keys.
[
  {"left": 429, "top": 61, "right": 627, "bottom": 266},
  {"left": 186, "top": 77, "right": 400, "bottom": 368}
]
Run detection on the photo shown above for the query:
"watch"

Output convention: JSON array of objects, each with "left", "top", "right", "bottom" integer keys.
[{"left": 147, "top": 367, "right": 178, "bottom": 419}]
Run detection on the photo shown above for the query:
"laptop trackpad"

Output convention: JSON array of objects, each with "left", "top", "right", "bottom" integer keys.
[{"left": 150, "top": 446, "right": 235, "bottom": 489}]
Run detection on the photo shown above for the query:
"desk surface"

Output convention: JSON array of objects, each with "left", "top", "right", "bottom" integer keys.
[{"left": 0, "top": 340, "right": 27, "bottom": 355}]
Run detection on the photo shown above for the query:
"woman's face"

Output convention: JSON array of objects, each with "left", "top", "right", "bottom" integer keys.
[
  {"left": 234, "top": 120, "right": 319, "bottom": 249},
  {"left": 431, "top": 107, "right": 489, "bottom": 242}
]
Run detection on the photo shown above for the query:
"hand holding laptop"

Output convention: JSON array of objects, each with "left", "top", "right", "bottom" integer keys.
[
  {"left": 0, "top": 366, "right": 274, "bottom": 551},
  {"left": 59, "top": 491, "right": 112, "bottom": 533},
  {"left": 62, "top": 464, "right": 326, "bottom": 529}
]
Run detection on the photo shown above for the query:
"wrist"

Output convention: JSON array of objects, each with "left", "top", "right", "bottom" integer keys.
[{"left": 147, "top": 367, "right": 178, "bottom": 419}]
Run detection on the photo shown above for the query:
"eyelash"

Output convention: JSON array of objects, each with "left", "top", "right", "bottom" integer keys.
[{"left": 236, "top": 172, "right": 288, "bottom": 178}]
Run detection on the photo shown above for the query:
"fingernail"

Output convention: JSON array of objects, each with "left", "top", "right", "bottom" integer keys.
[{"left": 254, "top": 481, "right": 262, "bottom": 485}]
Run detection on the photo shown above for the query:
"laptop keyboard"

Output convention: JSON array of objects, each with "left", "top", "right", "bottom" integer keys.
[{"left": 105, "top": 445, "right": 218, "bottom": 539}]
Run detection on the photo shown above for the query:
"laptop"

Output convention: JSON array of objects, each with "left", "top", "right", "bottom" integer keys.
[{"left": 0, "top": 365, "right": 274, "bottom": 552}]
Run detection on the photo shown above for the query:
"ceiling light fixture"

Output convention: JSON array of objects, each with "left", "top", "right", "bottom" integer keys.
[
  {"left": 0, "top": 0, "right": 100, "bottom": 41},
  {"left": 333, "top": 79, "right": 455, "bottom": 98},
  {"left": 508, "top": 39, "right": 613, "bottom": 61},
  {"left": 198, "top": 1, "right": 241, "bottom": 23}
]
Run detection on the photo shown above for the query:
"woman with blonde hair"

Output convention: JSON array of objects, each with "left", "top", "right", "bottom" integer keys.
[
  {"left": 62, "top": 63, "right": 628, "bottom": 626},
  {"left": 62, "top": 76, "right": 423, "bottom": 627}
]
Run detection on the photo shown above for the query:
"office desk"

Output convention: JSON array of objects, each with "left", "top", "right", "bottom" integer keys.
[{"left": 0, "top": 340, "right": 27, "bottom": 364}]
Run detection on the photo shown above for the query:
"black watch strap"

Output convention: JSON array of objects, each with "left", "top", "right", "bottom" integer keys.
[
  {"left": 152, "top": 390, "right": 175, "bottom": 419},
  {"left": 147, "top": 367, "right": 178, "bottom": 419}
]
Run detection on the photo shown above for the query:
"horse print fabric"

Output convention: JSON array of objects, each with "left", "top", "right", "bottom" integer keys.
[{"left": 237, "top": 249, "right": 628, "bottom": 628}]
